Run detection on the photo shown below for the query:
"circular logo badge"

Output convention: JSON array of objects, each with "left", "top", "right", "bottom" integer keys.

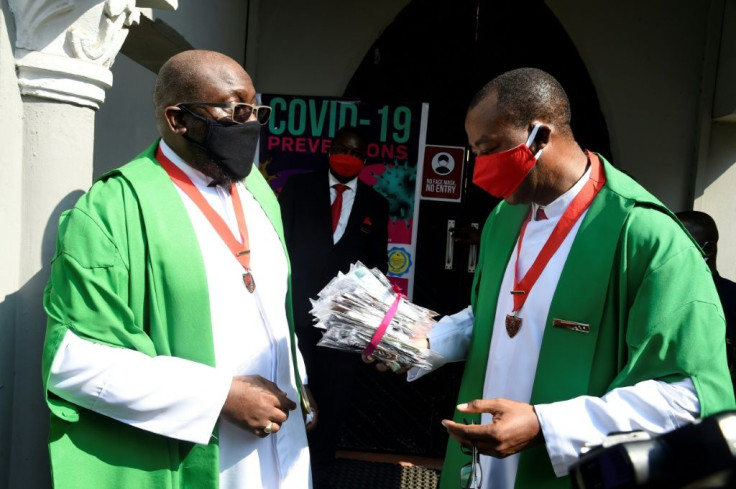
[
  {"left": 431, "top": 152, "right": 455, "bottom": 176},
  {"left": 387, "top": 247, "right": 412, "bottom": 276}
]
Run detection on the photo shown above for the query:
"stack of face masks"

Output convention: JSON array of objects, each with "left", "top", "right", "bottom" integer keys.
[{"left": 310, "top": 262, "right": 441, "bottom": 371}]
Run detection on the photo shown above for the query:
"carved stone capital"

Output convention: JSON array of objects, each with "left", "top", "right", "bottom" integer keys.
[{"left": 10, "top": 0, "right": 141, "bottom": 108}]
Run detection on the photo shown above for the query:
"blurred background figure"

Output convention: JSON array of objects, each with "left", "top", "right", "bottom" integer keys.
[
  {"left": 677, "top": 210, "right": 736, "bottom": 386},
  {"left": 279, "top": 125, "right": 389, "bottom": 489}
]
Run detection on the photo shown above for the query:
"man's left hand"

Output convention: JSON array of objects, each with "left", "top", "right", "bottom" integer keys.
[{"left": 441, "top": 398, "right": 544, "bottom": 458}]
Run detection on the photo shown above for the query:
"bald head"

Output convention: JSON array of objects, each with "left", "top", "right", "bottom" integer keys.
[
  {"left": 469, "top": 68, "right": 572, "bottom": 136},
  {"left": 333, "top": 125, "right": 367, "bottom": 151},
  {"left": 153, "top": 50, "right": 248, "bottom": 108},
  {"left": 677, "top": 210, "right": 720, "bottom": 274},
  {"left": 677, "top": 210, "right": 719, "bottom": 245},
  {"left": 153, "top": 50, "right": 254, "bottom": 134}
]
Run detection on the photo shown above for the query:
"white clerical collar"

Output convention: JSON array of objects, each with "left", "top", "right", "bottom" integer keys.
[
  {"left": 531, "top": 164, "right": 592, "bottom": 221},
  {"left": 328, "top": 171, "right": 358, "bottom": 192},
  {"left": 159, "top": 139, "right": 217, "bottom": 189}
]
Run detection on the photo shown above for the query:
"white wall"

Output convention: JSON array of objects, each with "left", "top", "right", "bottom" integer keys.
[
  {"left": 0, "top": 4, "right": 23, "bottom": 487},
  {"left": 0, "top": 4, "right": 22, "bottom": 324},
  {"left": 10, "top": 100, "right": 96, "bottom": 489},
  {"left": 156, "top": 1, "right": 247, "bottom": 64},
  {"left": 546, "top": 0, "right": 709, "bottom": 211},
  {"left": 697, "top": 123, "right": 736, "bottom": 279},
  {"left": 248, "top": 0, "right": 410, "bottom": 96},
  {"left": 522, "top": 0, "right": 736, "bottom": 278},
  {"left": 696, "top": 0, "right": 736, "bottom": 281},
  {"left": 93, "top": 54, "right": 157, "bottom": 178}
]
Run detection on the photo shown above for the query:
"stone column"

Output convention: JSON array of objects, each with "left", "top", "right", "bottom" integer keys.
[{"left": 5, "top": 2, "right": 141, "bottom": 487}]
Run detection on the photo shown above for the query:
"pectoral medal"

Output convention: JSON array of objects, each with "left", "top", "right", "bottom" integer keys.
[
  {"left": 505, "top": 153, "right": 606, "bottom": 340},
  {"left": 505, "top": 312, "right": 522, "bottom": 338},
  {"left": 243, "top": 271, "right": 256, "bottom": 293}
]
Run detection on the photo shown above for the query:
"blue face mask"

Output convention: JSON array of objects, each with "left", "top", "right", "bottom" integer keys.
[{"left": 181, "top": 107, "right": 260, "bottom": 180}]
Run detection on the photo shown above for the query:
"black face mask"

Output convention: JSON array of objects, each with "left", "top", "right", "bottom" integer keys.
[{"left": 181, "top": 107, "right": 260, "bottom": 181}]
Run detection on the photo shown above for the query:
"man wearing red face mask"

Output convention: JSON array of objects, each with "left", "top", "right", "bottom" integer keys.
[
  {"left": 400, "top": 68, "right": 734, "bottom": 489},
  {"left": 278, "top": 125, "right": 389, "bottom": 488}
]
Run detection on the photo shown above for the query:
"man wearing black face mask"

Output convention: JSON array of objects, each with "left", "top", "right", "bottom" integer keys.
[
  {"left": 278, "top": 126, "right": 389, "bottom": 489},
  {"left": 384, "top": 68, "right": 735, "bottom": 489},
  {"left": 42, "top": 50, "right": 313, "bottom": 489}
]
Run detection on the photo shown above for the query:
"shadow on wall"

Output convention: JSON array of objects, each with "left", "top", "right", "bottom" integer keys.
[
  {"left": 4, "top": 189, "right": 83, "bottom": 489},
  {"left": 0, "top": 292, "right": 17, "bottom": 489}
]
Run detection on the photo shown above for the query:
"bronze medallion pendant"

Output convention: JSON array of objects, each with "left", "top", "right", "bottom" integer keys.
[
  {"left": 243, "top": 271, "right": 256, "bottom": 293},
  {"left": 505, "top": 313, "right": 522, "bottom": 338}
]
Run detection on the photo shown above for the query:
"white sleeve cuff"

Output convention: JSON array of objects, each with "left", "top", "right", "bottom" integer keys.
[
  {"left": 49, "top": 329, "right": 232, "bottom": 445},
  {"left": 407, "top": 305, "right": 474, "bottom": 382},
  {"left": 535, "top": 378, "right": 699, "bottom": 477}
]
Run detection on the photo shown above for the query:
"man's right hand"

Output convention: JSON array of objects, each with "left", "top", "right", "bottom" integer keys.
[{"left": 221, "top": 375, "right": 297, "bottom": 437}]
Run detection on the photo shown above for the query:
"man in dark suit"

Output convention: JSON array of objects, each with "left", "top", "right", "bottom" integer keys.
[{"left": 279, "top": 125, "right": 389, "bottom": 488}]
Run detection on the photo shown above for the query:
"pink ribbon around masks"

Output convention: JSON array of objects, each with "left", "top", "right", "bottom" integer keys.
[{"left": 363, "top": 284, "right": 406, "bottom": 357}]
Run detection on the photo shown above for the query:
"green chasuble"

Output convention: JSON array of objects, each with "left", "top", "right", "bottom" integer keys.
[
  {"left": 439, "top": 155, "right": 735, "bottom": 489},
  {"left": 41, "top": 140, "right": 303, "bottom": 489}
]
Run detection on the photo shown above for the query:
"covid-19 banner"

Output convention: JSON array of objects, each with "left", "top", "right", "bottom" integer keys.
[{"left": 257, "top": 94, "right": 429, "bottom": 297}]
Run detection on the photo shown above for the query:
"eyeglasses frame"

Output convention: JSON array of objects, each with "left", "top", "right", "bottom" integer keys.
[
  {"left": 459, "top": 419, "right": 483, "bottom": 489},
  {"left": 176, "top": 101, "right": 272, "bottom": 125}
]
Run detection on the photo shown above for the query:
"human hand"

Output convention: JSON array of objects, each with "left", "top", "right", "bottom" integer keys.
[
  {"left": 302, "top": 384, "right": 318, "bottom": 432},
  {"left": 441, "top": 398, "right": 543, "bottom": 458},
  {"left": 361, "top": 337, "right": 430, "bottom": 373},
  {"left": 221, "top": 375, "right": 297, "bottom": 437}
]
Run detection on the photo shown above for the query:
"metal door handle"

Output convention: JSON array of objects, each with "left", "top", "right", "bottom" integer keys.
[
  {"left": 445, "top": 220, "right": 455, "bottom": 270},
  {"left": 467, "top": 222, "right": 479, "bottom": 273}
]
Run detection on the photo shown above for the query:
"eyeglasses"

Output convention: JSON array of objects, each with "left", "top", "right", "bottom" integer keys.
[
  {"left": 460, "top": 443, "right": 482, "bottom": 489},
  {"left": 460, "top": 419, "right": 482, "bottom": 489},
  {"left": 177, "top": 101, "right": 272, "bottom": 125}
]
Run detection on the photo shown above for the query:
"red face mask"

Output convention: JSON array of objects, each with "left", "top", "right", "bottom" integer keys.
[
  {"left": 329, "top": 153, "right": 365, "bottom": 179},
  {"left": 472, "top": 124, "right": 543, "bottom": 199}
]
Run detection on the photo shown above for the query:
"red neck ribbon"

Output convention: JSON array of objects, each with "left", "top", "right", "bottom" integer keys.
[
  {"left": 155, "top": 146, "right": 251, "bottom": 271},
  {"left": 512, "top": 151, "right": 605, "bottom": 313}
]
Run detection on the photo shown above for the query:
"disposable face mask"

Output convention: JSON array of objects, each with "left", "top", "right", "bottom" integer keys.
[
  {"left": 472, "top": 123, "right": 543, "bottom": 199},
  {"left": 329, "top": 153, "right": 365, "bottom": 179}
]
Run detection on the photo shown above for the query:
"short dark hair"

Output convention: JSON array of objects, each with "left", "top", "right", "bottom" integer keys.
[
  {"left": 334, "top": 125, "right": 367, "bottom": 148},
  {"left": 676, "top": 210, "right": 719, "bottom": 243},
  {"left": 469, "top": 68, "right": 572, "bottom": 133}
]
